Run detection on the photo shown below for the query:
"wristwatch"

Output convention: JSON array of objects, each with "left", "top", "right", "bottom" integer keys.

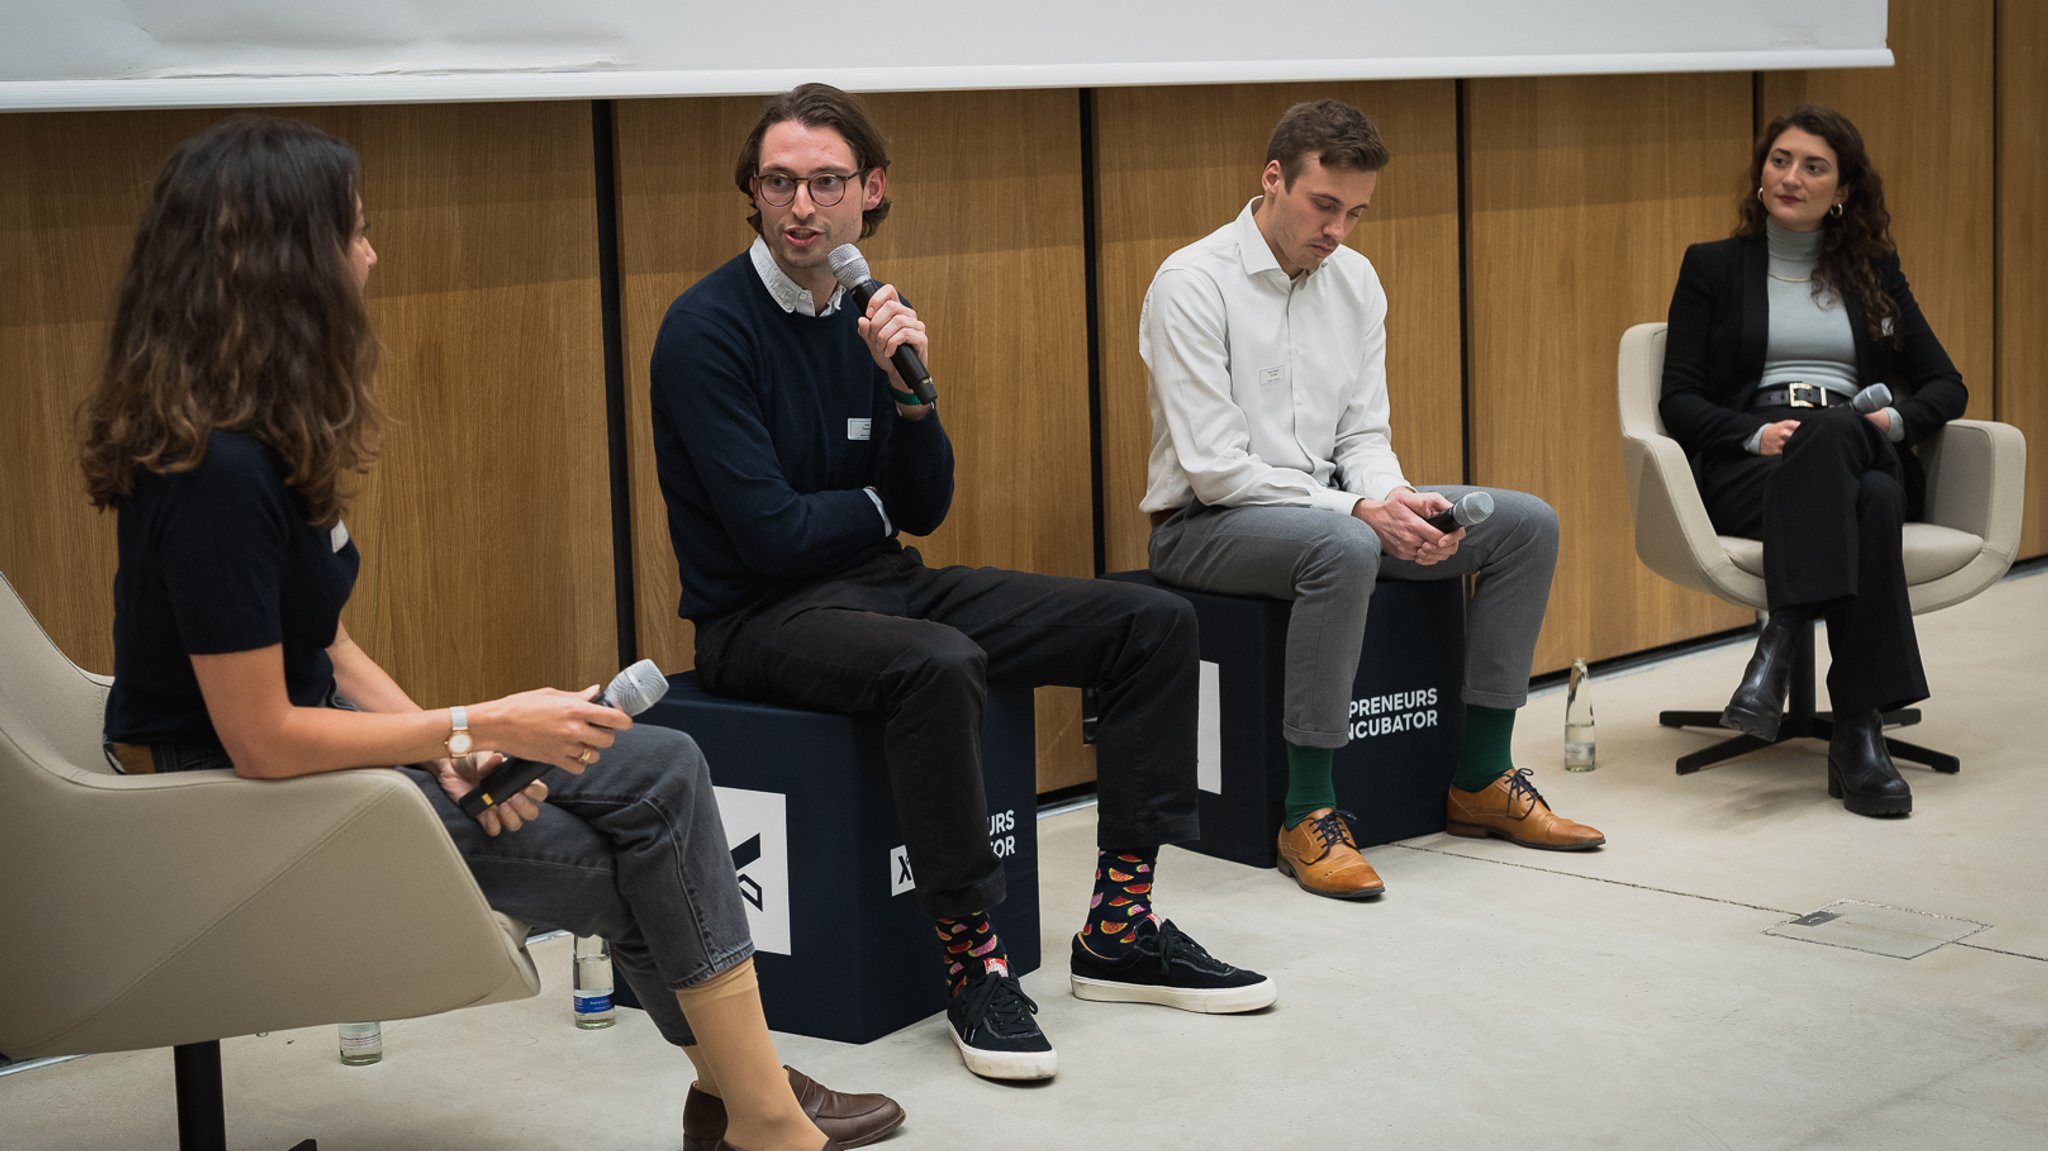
[{"left": 446, "top": 705, "right": 474, "bottom": 759}]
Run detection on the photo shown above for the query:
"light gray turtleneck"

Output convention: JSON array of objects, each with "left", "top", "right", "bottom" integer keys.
[{"left": 1744, "top": 219, "right": 1904, "bottom": 452}]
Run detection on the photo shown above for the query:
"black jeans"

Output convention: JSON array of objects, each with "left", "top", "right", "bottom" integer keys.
[
  {"left": 697, "top": 548, "right": 1202, "bottom": 918},
  {"left": 1697, "top": 405, "right": 1928, "bottom": 714}
]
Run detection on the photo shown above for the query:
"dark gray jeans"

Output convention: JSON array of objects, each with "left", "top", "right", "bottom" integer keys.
[
  {"left": 407, "top": 724, "right": 753, "bottom": 1048},
  {"left": 111, "top": 718, "right": 751, "bottom": 1048}
]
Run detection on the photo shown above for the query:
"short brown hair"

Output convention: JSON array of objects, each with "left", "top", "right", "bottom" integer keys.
[
  {"left": 1265, "top": 100, "right": 1389, "bottom": 185},
  {"left": 733, "top": 83, "right": 893, "bottom": 238}
]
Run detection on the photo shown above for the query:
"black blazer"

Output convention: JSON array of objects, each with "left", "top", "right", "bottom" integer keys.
[{"left": 1658, "top": 235, "right": 1967, "bottom": 480}]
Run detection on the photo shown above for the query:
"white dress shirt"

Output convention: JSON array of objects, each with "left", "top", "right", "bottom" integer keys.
[{"left": 1140, "top": 198, "right": 1410, "bottom": 516}]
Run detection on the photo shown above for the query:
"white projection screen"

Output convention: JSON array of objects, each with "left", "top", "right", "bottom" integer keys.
[{"left": 0, "top": 0, "right": 1889, "bottom": 111}]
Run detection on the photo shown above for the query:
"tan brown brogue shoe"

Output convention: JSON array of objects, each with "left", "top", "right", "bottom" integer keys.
[
  {"left": 1446, "top": 768, "right": 1605, "bottom": 851},
  {"left": 1276, "top": 808, "right": 1385, "bottom": 898}
]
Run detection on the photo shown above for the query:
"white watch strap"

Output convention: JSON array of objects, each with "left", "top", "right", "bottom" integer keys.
[{"left": 863, "top": 485, "right": 894, "bottom": 537}]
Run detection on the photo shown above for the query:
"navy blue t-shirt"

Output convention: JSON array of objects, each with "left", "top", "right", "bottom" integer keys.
[{"left": 103, "top": 430, "right": 360, "bottom": 746}]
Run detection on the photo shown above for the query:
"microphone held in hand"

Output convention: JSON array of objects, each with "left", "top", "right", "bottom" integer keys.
[
  {"left": 828, "top": 243, "right": 937, "bottom": 405},
  {"left": 1850, "top": 383, "right": 1893, "bottom": 413},
  {"left": 1423, "top": 491, "right": 1494, "bottom": 534},
  {"left": 456, "top": 659, "right": 669, "bottom": 819}
]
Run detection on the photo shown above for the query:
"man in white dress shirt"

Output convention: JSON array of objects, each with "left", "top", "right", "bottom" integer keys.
[{"left": 1140, "top": 99, "right": 1605, "bottom": 900}]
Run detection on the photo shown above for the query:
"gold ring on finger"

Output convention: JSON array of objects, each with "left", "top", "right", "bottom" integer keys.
[{"left": 578, "top": 747, "right": 596, "bottom": 765}]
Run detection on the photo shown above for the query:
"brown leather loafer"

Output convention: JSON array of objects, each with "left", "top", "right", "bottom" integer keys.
[
  {"left": 714, "top": 1140, "right": 842, "bottom": 1151},
  {"left": 684, "top": 1066, "right": 903, "bottom": 1151},
  {"left": 1446, "top": 769, "right": 1605, "bottom": 851},
  {"left": 1276, "top": 808, "right": 1385, "bottom": 898}
]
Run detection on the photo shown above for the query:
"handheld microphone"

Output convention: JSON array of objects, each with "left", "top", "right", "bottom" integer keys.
[
  {"left": 827, "top": 244, "right": 938, "bottom": 406},
  {"left": 1423, "top": 491, "right": 1493, "bottom": 534},
  {"left": 456, "top": 659, "right": 669, "bottom": 819},
  {"left": 1850, "top": 383, "right": 1892, "bottom": 413}
]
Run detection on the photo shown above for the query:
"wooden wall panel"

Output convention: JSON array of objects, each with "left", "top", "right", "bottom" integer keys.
[
  {"left": 1092, "top": 82, "right": 1464, "bottom": 575},
  {"left": 0, "top": 103, "right": 615, "bottom": 709},
  {"left": 1999, "top": 0, "right": 2048, "bottom": 559},
  {"left": 0, "top": 112, "right": 197, "bottom": 674},
  {"left": 1464, "top": 74, "right": 1756, "bottom": 676},
  {"left": 1762, "top": 0, "right": 1997, "bottom": 421},
  {"left": 616, "top": 91, "right": 1099, "bottom": 792}
]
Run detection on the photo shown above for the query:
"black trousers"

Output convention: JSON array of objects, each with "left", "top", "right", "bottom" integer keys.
[
  {"left": 1697, "top": 405, "right": 1928, "bottom": 715},
  {"left": 695, "top": 548, "right": 1201, "bottom": 919}
]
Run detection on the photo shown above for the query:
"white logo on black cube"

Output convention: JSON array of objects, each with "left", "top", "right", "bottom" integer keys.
[
  {"left": 714, "top": 786, "right": 790, "bottom": 955},
  {"left": 888, "top": 844, "right": 915, "bottom": 896}
]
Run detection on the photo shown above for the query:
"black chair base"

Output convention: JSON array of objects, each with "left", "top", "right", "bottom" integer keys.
[
  {"left": 174, "top": 1040, "right": 315, "bottom": 1151},
  {"left": 1661, "top": 621, "right": 1961, "bottom": 777}
]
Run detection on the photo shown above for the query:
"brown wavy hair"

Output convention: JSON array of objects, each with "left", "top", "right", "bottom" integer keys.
[
  {"left": 80, "top": 114, "right": 381, "bottom": 527},
  {"left": 1735, "top": 104, "right": 1900, "bottom": 347},
  {"left": 733, "top": 83, "right": 893, "bottom": 239}
]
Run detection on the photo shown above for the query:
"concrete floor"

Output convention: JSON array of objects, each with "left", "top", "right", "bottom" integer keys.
[{"left": 5, "top": 569, "right": 2045, "bottom": 1150}]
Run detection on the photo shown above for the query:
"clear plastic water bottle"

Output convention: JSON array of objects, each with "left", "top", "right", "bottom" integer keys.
[
  {"left": 572, "top": 935, "right": 617, "bottom": 1029},
  {"left": 337, "top": 1021, "right": 383, "bottom": 1065},
  {"left": 1564, "top": 658, "right": 1595, "bottom": 771}
]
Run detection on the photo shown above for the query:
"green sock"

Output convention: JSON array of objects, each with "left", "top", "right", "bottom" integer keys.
[
  {"left": 1452, "top": 704, "right": 1517, "bottom": 792},
  {"left": 1283, "top": 742, "right": 1337, "bottom": 828}
]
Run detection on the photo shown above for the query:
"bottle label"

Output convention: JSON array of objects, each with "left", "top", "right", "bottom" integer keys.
[
  {"left": 338, "top": 1026, "right": 381, "bottom": 1054},
  {"left": 573, "top": 993, "right": 613, "bottom": 1014}
]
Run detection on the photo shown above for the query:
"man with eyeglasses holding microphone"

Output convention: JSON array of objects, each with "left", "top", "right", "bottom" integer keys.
[{"left": 648, "top": 83, "right": 1274, "bottom": 1084}]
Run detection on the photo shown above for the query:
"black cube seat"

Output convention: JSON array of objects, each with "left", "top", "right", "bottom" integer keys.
[
  {"left": 1103, "top": 572, "right": 1465, "bottom": 868},
  {"left": 636, "top": 671, "right": 1041, "bottom": 1044}
]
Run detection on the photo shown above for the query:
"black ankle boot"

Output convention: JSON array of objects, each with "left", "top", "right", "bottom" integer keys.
[
  {"left": 1721, "top": 610, "right": 1805, "bottom": 741},
  {"left": 1827, "top": 709, "right": 1912, "bottom": 817}
]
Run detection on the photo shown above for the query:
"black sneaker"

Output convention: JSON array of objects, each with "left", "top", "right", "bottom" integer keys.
[
  {"left": 946, "top": 958, "right": 1058, "bottom": 1080},
  {"left": 1070, "top": 919, "right": 1276, "bottom": 1013}
]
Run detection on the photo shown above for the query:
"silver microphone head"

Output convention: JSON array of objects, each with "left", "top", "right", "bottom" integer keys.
[
  {"left": 1851, "top": 383, "right": 1893, "bottom": 413},
  {"left": 602, "top": 659, "right": 670, "bottom": 716},
  {"left": 827, "top": 244, "right": 871, "bottom": 289},
  {"left": 1452, "top": 491, "right": 1494, "bottom": 528}
]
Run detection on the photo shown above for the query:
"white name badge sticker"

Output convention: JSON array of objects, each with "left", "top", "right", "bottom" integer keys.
[
  {"left": 847, "top": 418, "right": 873, "bottom": 441},
  {"left": 330, "top": 520, "right": 350, "bottom": 553}
]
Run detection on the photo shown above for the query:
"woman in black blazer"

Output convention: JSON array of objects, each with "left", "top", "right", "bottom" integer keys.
[{"left": 1660, "top": 104, "right": 1966, "bottom": 817}]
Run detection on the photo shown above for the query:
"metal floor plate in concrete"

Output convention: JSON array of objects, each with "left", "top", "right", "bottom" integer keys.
[{"left": 1766, "top": 899, "right": 1992, "bottom": 959}]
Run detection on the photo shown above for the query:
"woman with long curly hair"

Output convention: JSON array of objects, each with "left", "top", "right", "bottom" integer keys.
[
  {"left": 1660, "top": 104, "right": 1967, "bottom": 818},
  {"left": 80, "top": 115, "right": 897, "bottom": 1151}
]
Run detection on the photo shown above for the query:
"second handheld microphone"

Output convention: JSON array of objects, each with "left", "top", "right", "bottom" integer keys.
[
  {"left": 1423, "top": 491, "right": 1494, "bottom": 534},
  {"left": 1850, "top": 383, "right": 1893, "bottom": 413},
  {"left": 828, "top": 243, "right": 938, "bottom": 406},
  {"left": 455, "top": 659, "right": 670, "bottom": 820}
]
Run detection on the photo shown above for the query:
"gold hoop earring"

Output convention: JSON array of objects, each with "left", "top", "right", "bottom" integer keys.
[{"left": 1830, "top": 202, "right": 1845, "bottom": 218}]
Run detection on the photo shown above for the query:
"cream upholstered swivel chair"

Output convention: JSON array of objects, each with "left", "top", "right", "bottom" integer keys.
[
  {"left": 0, "top": 571, "right": 540, "bottom": 1151},
  {"left": 1617, "top": 322, "right": 2027, "bottom": 775}
]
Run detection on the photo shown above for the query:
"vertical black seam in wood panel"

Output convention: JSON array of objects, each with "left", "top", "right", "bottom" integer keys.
[
  {"left": 1080, "top": 87, "right": 1108, "bottom": 575},
  {"left": 592, "top": 99, "right": 637, "bottom": 667},
  {"left": 1992, "top": 0, "right": 2003, "bottom": 425},
  {"left": 1455, "top": 79, "right": 1473, "bottom": 486}
]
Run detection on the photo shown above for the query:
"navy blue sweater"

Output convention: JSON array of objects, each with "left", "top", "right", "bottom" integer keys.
[{"left": 650, "top": 252, "right": 955, "bottom": 621}]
